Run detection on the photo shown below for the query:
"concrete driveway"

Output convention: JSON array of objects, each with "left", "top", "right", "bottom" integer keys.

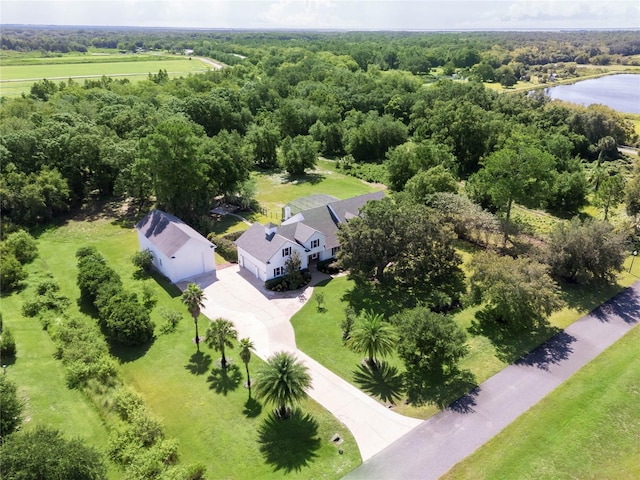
[{"left": 191, "top": 265, "right": 422, "bottom": 461}]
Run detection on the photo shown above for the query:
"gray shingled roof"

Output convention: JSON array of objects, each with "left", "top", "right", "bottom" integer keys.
[
  {"left": 236, "top": 192, "right": 385, "bottom": 261},
  {"left": 235, "top": 222, "right": 293, "bottom": 263},
  {"left": 136, "top": 210, "right": 214, "bottom": 257}
]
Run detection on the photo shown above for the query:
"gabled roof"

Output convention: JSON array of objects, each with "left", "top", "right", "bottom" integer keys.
[
  {"left": 236, "top": 192, "right": 385, "bottom": 262},
  {"left": 235, "top": 222, "right": 299, "bottom": 263},
  {"left": 136, "top": 210, "right": 214, "bottom": 257}
]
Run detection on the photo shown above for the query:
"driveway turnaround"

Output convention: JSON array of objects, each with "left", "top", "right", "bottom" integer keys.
[
  {"left": 345, "top": 281, "right": 640, "bottom": 480},
  {"left": 191, "top": 265, "right": 422, "bottom": 461}
]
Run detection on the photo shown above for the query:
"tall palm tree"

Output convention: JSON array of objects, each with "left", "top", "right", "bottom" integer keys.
[
  {"left": 346, "top": 310, "right": 397, "bottom": 368},
  {"left": 253, "top": 351, "right": 311, "bottom": 419},
  {"left": 238, "top": 337, "right": 255, "bottom": 390},
  {"left": 205, "top": 318, "right": 238, "bottom": 368},
  {"left": 181, "top": 283, "right": 205, "bottom": 350}
]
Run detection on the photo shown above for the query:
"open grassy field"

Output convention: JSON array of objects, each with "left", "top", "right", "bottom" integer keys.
[
  {"left": 442, "top": 325, "right": 640, "bottom": 480},
  {"left": 251, "top": 159, "right": 384, "bottom": 223},
  {"left": 2, "top": 205, "right": 360, "bottom": 479},
  {"left": 0, "top": 53, "right": 210, "bottom": 97}
]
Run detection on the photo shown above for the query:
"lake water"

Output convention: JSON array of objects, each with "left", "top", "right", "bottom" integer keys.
[{"left": 544, "top": 74, "right": 640, "bottom": 114}]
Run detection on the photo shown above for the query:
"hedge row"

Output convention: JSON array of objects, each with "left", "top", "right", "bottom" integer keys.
[{"left": 76, "top": 247, "right": 154, "bottom": 346}]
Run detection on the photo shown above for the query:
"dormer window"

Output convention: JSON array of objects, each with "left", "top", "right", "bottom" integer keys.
[
  {"left": 311, "top": 239, "right": 320, "bottom": 249},
  {"left": 282, "top": 247, "right": 291, "bottom": 257}
]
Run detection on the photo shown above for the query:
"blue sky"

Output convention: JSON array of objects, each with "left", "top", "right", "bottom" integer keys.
[{"left": 2, "top": 0, "right": 639, "bottom": 30}]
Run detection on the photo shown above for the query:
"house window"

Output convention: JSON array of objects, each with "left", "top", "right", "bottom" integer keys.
[
  {"left": 311, "top": 239, "right": 320, "bottom": 249},
  {"left": 331, "top": 247, "right": 340, "bottom": 257},
  {"left": 274, "top": 267, "right": 284, "bottom": 277},
  {"left": 282, "top": 247, "right": 291, "bottom": 257}
]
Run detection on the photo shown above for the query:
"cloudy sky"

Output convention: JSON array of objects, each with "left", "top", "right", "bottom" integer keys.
[{"left": 2, "top": 0, "right": 639, "bottom": 30}]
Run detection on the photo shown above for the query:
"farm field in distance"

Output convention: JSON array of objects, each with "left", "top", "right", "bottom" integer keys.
[{"left": 0, "top": 52, "right": 211, "bottom": 97}]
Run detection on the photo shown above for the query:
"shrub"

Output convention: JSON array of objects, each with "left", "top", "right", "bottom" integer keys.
[
  {"left": 0, "top": 247, "right": 26, "bottom": 292},
  {"left": 132, "top": 249, "right": 154, "bottom": 271},
  {"left": 101, "top": 292, "right": 154, "bottom": 346},
  {"left": 0, "top": 328, "right": 17, "bottom": 358},
  {"left": 317, "top": 258, "right": 342, "bottom": 274},
  {"left": 0, "top": 375, "right": 24, "bottom": 441},
  {"left": 113, "top": 387, "right": 145, "bottom": 421},
  {"left": 5, "top": 230, "right": 38, "bottom": 264},
  {"left": 158, "top": 307, "right": 182, "bottom": 335},
  {"left": 264, "top": 269, "right": 311, "bottom": 291},
  {"left": 207, "top": 234, "right": 238, "bottom": 263}
]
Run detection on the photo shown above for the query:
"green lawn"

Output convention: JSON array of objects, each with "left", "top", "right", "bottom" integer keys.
[
  {"left": 0, "top": 55, "right": 210, "bottom": 97},
  {"left": 5, "top": 211, "right": 360, "bottom": 479},
  {"left": 442, "top": 325, "right": 640, "bottom": 480},
  {"left": 291, "top": 256, "right": 639, "bottom": 420},
  {"left": 252, "top": 159, "right": 384, "bottom": 221}
]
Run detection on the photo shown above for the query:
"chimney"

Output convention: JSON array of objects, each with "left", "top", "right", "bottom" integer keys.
[{"left": 264, "top": 222, "right": 277, "bottom": 237}]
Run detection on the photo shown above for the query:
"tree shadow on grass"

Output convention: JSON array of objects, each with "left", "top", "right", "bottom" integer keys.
[
  {"left": 406, "top": 369, "right": 478, "bottom": 413},
  {"left": 110, "top": 338, "right": 154, "bottom": 363},
  {"left": 185, "top": 351, "right": 212, "bottom": 375},
  {"left": 283, "top": 172, "right": 324, "bottom": 185},
  {"left": 243, "top": 397, "right": 262, "bottom": 418},
  {"left": 352, "top": 361, "right": 404, "bottom": 405},
  {"left": 257, "top": 409, "right": 321, "bottom": 473},
  {"left": 342, "top": 282, "right": 406, "bottom": 318},
  {"left": 469, "top": 312, "right": 561, "bottom": 365},
  {"left": 207, "top": 364, "right": 242, "bottom": 395}
]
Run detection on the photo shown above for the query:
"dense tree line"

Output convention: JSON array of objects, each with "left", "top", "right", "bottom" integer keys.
[{"left": 2, "top": 30, "right": 637, "bottom": 232}]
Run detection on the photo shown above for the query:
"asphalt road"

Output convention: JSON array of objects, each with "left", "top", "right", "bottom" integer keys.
[{"left": 345, "top": 281, "right": 640, "bottom": 480}]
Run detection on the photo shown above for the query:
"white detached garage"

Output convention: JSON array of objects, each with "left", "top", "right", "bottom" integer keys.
[{"left": 136, "top": 209, "right": 216, "bottom": 284}]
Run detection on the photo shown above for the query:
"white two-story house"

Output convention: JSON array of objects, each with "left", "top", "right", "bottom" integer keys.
[{"left": 235, "top": 192, "right": 384, "bottom": 281}]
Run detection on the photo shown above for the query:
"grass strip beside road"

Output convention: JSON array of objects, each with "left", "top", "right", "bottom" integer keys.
[{"left": 442, "top": 324, "right": 640, "bottom": 480}]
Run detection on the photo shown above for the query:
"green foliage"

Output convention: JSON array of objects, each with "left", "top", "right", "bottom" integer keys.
[
  {"left": 468, "top": 137, "right": 557, "bottom": 243},
  {"left": 337, "top": 196, "right": 465, "bottom": 308},
  {"left": 158, "top": 307, "right": 183, "bottom": 335},
  {"left": 4, "top": 230, "right": 38, "bottom": 264},
  {"left": 0, "top": 247, "right": 27, "bottom": 292},
  {"left": 0, "top": 375, "right": 24, "bottom": 441},
  {"left": 468, "top": 251, "right": 564, "bottom": 331},
  {"left": 0, "top": 426, "right": 108, "bottom": 480},
  {"left": 206, "top": 234, "right": 238, "bottom": 263},
  {"left": 254, "top": 351, "right": 312, "bottom": 419},
  {"left": 341, "top": 306, "right": 357, "bottom": 343},
  {"left": 204, "top": 318, "right": 238, "bottom": 368},
  {"left": 404, "top": 165, "right": 458, "bottom": 203},
  {"left": 280, "top": 135, "right": 319, "bottom": 175},
  {"left": 593, "top": 172, "right": 626, "bottom": 220},
  {"left": 625, "top": 173, "right": 640, "bottom": 219},
  {"left": 132, "top": 249, "right": 154, "bottom": 271},
  {"left": 52, "top": 316, "right": 118, "bottom": 388},
  {"left": 386, "top": 140, "right": 456, "bottom": 191},
  {"left": 346, "top": 311, "right": 397, "bottom": 367},
  {"left": 0, "top": 328, "right": 17, "bottom": 358},
  {"left": 285, "top": 251, "right": 304, "bottom": 289},
  {"left": 546, "top": 217, "right": 627, "bottom": 283},
  {"left": 76, "top": 247, "right": 122, "bottom": 303},
  {"left": 21, "top": 278, "right": 69, "bottom": 318},
  {"left": 100, "top": 292, "right": 155, "bottom": 346}
]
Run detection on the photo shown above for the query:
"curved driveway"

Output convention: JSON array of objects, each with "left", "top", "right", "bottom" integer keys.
[{"left": 188, "top": 265, "right": 422, "bottom": 462}]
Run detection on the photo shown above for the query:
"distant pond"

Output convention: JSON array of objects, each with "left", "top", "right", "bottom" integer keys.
[{"left": 544, "top": 74, "right": 640, "bottom": 114}]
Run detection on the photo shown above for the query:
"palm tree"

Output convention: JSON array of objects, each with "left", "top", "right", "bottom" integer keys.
[
  {"left": 346, "top": 310, "right": 397, "bottom": 369},
  {"left": 253, "top": 351, "right": 311, "bottom": 419},
  {"left": 205, "top": 318, "right": 238, "bottom": 368},
  {"left": 181, "top": 283, "right": 205, "bottom": 350},
  {"left": 239, "top": 337, "right": 255, "bottom": 390}
]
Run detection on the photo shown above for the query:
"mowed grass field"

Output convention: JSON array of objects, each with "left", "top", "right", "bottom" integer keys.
[
  {"left": 442, "top": 325, "right": 640, "bottom": 480},
  {"left": 0, "top": 54, "right": 211, "bottom": 97}
]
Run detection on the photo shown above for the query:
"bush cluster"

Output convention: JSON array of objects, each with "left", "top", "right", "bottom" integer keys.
[
  {"left": 76, "top": 247, "right": 154, "bottom": 346},
  {"left": 22, "top": 279, "right": 70, "bottom": 319},
  {"left": 207, "top": 234, "right": 238, "bottom": 263},
  {"left": 0, "top": 230, "right": 38, "bottom": 292},
  {"left": 265, "top": 269, "right": 312, "bottom": 291},
  {"left": 52, "top": 316, "right": 119, "bottom": 388},
  {"left": 317, "top": 258, "right": 342, "bottom": 274}
]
